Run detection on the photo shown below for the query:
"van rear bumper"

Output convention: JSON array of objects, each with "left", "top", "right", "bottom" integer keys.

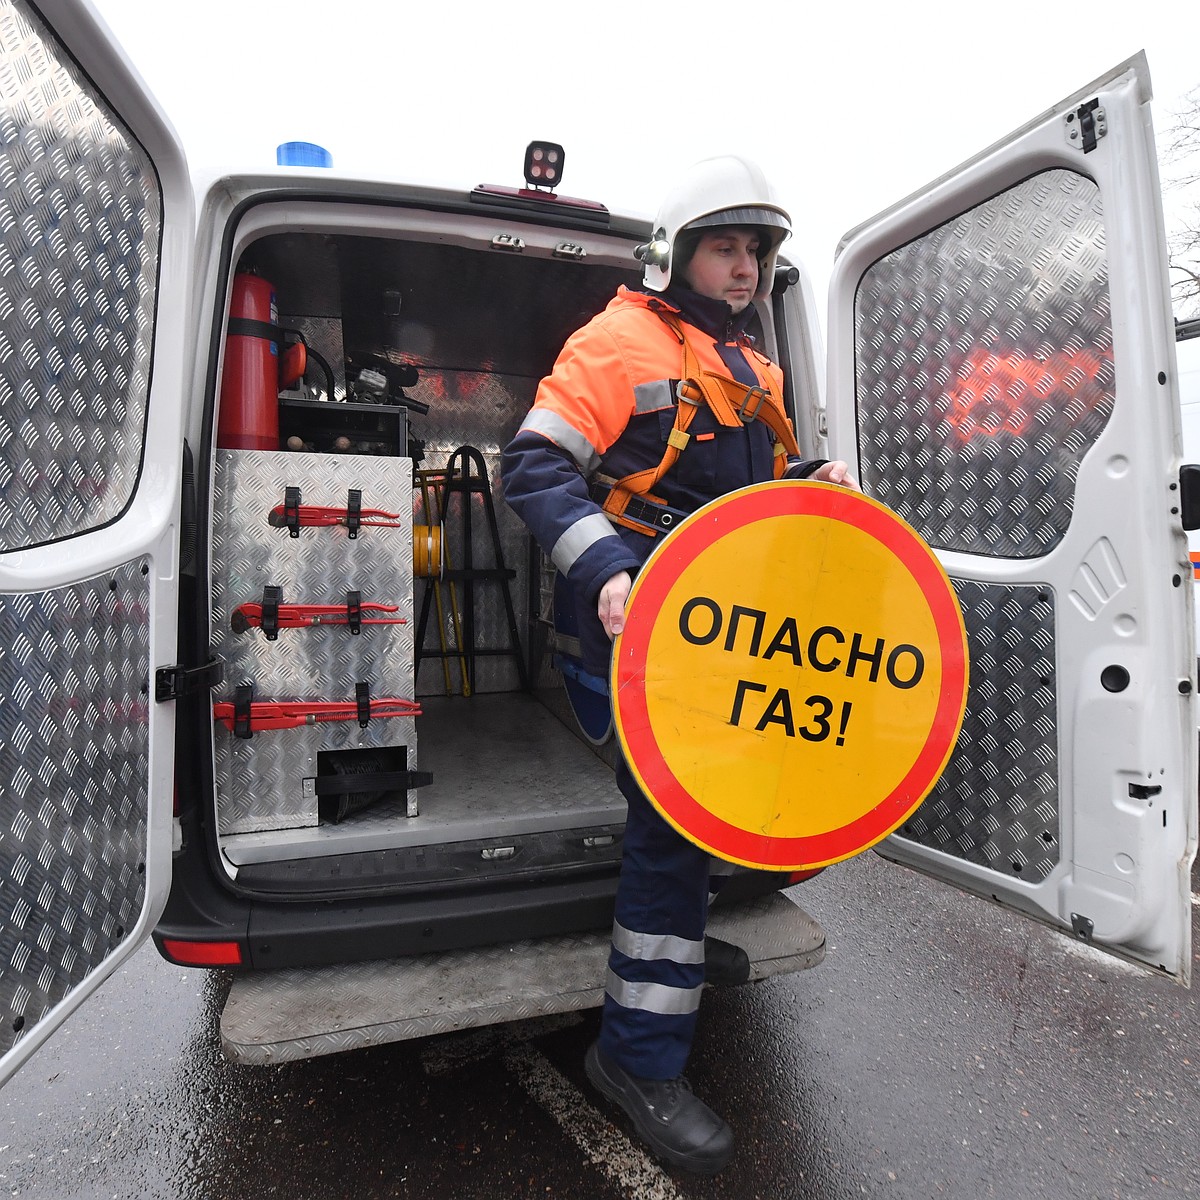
[
  {"left": 241, "top": 872, "right": 621, "bottom": 969},
  {"left": 152, "top": 824, "right": 621, "bottom": 970}
]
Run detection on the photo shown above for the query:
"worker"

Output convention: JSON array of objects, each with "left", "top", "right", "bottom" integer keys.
[{"left": 500, "top": 155, "right": 858, "bottom": 1175}]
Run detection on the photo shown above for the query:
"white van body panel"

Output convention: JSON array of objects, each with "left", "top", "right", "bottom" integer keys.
[
  {"left": 0, "top": 0, "right": 190, "bottom": 1083},
  {"left": 828, "top": 53, "right": 1196, "bottom": 981}
]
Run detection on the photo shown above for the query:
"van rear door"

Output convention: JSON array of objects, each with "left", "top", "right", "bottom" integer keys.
[
  {"left": 0, "top": 0, "right": 191, "bottom": 1083},
  {"left": 826, "top": 53, "right": 1197, "bottom": 982}
]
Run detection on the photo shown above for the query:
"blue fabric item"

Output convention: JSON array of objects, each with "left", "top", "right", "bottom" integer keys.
[{"left": 599, "top": 760, "right": 712, "bottom": 1080}]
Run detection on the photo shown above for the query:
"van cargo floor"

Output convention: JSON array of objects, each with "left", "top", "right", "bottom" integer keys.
[
  {"left": 219, "top": 892, "right": 826, "bottom": 1064},
  {"left": 221, "top": 692, "right": 621, "bottom": 866}
]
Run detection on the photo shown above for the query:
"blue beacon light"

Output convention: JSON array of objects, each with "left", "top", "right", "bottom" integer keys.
[{"left": 276, "top": 141, "right": 333, "bottom": 168}]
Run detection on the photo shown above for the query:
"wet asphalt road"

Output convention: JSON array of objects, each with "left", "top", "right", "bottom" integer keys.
[{"left": 4, "top": 850, "right": 1199, "bottom": 1200}]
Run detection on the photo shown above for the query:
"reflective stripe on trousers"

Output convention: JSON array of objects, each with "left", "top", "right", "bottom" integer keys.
[{"left": 599, "top": 760, "right": 712, "bottom": 1080}]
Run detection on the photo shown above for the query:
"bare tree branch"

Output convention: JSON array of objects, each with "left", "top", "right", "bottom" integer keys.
[
  {"left": 1163, "top": 86, "right": 1200, "bottom": 317},
  {"left": 1163, "top": 86, "right": 1200, "bottom": 183}
]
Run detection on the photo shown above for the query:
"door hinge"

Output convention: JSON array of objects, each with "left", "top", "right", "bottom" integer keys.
[
  {"left": 1064, "top": 99, "right": 1107, "bottom": 153},
  {"left": 155, "top": 658, "right": 225, "bottom": 702}
]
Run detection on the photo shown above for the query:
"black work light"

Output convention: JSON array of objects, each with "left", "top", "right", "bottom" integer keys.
[{"left": 524, "top": 141, "right": 565, "bottom": 190}]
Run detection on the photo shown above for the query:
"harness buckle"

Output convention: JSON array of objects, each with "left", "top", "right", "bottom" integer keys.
[
  {"left": 675, "top": 379, "right": 702, "bottom": 407},
  {"left": 737, "top": 386, "right": 768, "bottom": 423}
]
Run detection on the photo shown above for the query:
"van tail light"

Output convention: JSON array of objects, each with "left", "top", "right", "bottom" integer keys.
[{"left": 161, "top": 939, "right": 243, "bottom": 966}]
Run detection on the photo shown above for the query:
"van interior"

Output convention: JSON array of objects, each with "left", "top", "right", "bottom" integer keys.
[{"left": 203, "top": 205, "right": 666, "bottom": 895}]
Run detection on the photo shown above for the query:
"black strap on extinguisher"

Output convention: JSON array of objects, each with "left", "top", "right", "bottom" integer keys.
[
  {"left": 227, "top": 317, "right": 285, "bottom": 343},
  {"left": 227, "top": 322, "right": 338, "bottom": 403}
]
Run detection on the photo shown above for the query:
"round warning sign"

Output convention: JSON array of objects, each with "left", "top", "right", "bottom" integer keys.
[{"left": 611, "top": 480, "right": 969, "bottom": 871}]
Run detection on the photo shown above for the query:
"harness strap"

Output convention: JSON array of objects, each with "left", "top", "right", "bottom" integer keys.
[
  {"left": 591, "top": 475, "right": 690, "bottom": 538},
  {"left": 602, "top": 383, "right": 704, "bottom": 504},
  {"left": 599, "top": 313, "right": 801, "bottom": 529},
  {"left": 669, "top": 313, "right": 801, "bottom": 470}
]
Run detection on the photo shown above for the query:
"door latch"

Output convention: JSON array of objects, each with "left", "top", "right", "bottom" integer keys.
[
  {"left": 155, "top": 657, "right": 225, "bottom": 702},
  {"left": 1064, "top": 99, "right": 1107, "bottom": 153}
]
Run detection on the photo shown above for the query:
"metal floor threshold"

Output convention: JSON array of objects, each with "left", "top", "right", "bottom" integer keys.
[{"left": 220, "top": 893, "right": 826, "bottom": 1064}]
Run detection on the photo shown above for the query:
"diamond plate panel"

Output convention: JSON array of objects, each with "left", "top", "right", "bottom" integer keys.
[
  {"left": 211, "top": 450, "right": 417, "bottom": 834},
  {"left": 856, "top": 170, "right": 1113, "bottom": 558},
  {"left": 220, "top": 893, "right": 825, "bottom": 1064},
  {"left": 898, "top": 579, "right": 1060, "bottom": 880},
  {"left": 408, "top": 371, "right": 534, "bottom": 696},
  {"left": 0, "top": 0, "right": 160, "bottom": 551},
  {"left": 0, "top": 559, "right": 150, "bottom": 1056}
]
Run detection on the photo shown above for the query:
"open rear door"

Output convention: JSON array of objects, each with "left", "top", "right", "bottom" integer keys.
[
  {"left": 0, "top": 0, "right": 191, "bottom": 1082},
  {"left": 827, "top": 53, "right": 1197, "bottom": 982}
]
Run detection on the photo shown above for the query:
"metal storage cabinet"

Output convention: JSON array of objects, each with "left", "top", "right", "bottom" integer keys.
[{"left": 210, "top": 449, "right": 418, "bottom": 835}]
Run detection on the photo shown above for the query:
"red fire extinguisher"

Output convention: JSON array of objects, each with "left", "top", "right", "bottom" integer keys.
[{"left": 217, "top": 272, "right": 306, "bottom": 450}]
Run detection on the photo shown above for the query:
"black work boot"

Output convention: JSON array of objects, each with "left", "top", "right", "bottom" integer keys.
[
  {"left": 585, "top": 1042, "right": 733, "bottom": 1175},
  {"left": 704, "top": 936, "right": 751, "bottom": 986}
]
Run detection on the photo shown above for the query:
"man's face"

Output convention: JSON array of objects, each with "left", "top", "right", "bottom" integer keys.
[{"left": 681, "top": 228, "right": 761, "bottom": 314}]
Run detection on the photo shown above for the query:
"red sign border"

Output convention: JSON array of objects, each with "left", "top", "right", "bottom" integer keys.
[{"left": 612, "top": 481, "right": 969, "bottom": 869}]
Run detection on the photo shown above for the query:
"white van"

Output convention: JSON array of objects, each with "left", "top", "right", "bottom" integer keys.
[{"left": 1, "top": 0, "right": 1195, "bottom": 1085}]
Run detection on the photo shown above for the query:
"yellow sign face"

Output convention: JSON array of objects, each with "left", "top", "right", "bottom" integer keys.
[{"left": 611, "top": 481, "right": 969, "bottom": 870}]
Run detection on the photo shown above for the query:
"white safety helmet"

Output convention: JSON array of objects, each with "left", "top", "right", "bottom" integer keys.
[{"left": 636, "top": 155, "right": 791, "bottom": 303}]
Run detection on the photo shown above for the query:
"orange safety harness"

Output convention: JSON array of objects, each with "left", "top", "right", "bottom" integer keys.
[{"left": 598, "top": 312, "right": 800, "bottom": 535}]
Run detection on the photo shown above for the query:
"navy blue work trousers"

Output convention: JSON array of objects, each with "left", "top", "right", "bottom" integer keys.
[{"left": 598, "top": 759, "right": 712, "bottom": 1079}]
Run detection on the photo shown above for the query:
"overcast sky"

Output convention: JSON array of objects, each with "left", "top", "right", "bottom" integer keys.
[{"left": 89, "top": 0, "right": 1198, "bottom": 307}]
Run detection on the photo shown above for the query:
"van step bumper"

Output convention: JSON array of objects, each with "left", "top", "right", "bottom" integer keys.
[{"left": 220, "top": 892, "right": 825, "bottom": 1065}]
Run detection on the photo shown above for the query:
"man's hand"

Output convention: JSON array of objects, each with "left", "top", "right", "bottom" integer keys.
[
  {"left": 810, "top": 460, "right": 860, "bottom": 491},
  {"left": 598, "top": 570, "right": 632, "bottom": 640}
]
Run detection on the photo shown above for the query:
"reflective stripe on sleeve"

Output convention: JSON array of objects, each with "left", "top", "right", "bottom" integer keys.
[
  {"left": 633, "top": 379, "right": 676, "bottom": 415},
  {"left": 550, "top": 512, "right": 621, "bottom": 575},
  {"left": 518, "top": 408, "right": 601, "bottom": 474},
  {"left": 605, "top": 967, "right": 704, "bottom": 1016},
  {"left": 611, "top": 920, "right": 705, "bottom": 965}
]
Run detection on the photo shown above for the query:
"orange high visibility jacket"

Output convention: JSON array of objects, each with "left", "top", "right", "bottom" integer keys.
[{"left": 501, "top": 286, "right": 821, "bottom": 662}]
